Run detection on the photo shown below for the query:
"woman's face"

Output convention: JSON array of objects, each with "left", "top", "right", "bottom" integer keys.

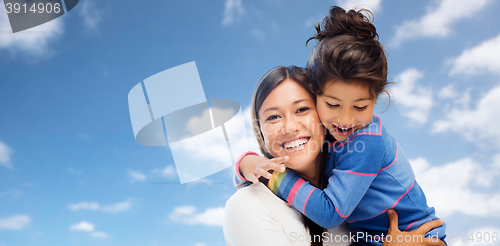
[{"left": 258, "top": 79, "right": 325, "bottom": 173}]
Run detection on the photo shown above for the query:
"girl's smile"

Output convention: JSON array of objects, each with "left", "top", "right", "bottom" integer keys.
[{"left": 316, "top": 80, "right": 376, "bottom": 142}]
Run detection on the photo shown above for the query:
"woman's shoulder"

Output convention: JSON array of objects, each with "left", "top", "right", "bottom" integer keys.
[{"left": 225, "top": 182, "right": 291, "bottom": 211}]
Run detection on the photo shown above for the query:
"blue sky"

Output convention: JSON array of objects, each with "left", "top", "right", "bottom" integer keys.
[{"left": 1, "top": 0, "right": 500, "bottom": 245}]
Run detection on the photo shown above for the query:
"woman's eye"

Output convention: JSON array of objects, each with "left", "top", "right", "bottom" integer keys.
[
  {"left": 326, "top": 102, "right": 339, "bottom": 108},
  {"left": 296, "top": 107, "right": 310, "bottom": 114},
  {"left": 354, "top": 106, "right": 368, "bottom": 111},
  {"left": 266, "top": 115, "right": 280, "bottom": 121}
]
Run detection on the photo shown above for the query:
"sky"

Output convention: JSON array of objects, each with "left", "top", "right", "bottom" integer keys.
[{"left": 1, "top": 0, "right": 500, "bottom": 245}]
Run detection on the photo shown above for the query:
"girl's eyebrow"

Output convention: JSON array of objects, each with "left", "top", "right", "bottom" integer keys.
[
  {"left": 324, "top": 95, "right": 371, "bottom": 102},
  {"left": 262, "top": 99, "right": 312, "bottom": 113}
]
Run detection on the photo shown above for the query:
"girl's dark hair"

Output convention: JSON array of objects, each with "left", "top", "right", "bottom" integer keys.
[
  {"left": 307, "top": 6, "right": 391, "bottom": 102},
  {"left": 250, "top": 65, "right": 328, "bottom": 246}
]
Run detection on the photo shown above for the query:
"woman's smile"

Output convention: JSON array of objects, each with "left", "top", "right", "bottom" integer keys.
[{"left": 280, "top": 136, "right": 311, "bottom": 153}]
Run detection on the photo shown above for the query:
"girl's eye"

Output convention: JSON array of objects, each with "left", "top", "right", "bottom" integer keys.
[
  {"left": 296, "top": 107, "right": 310, "bottom": 114},
  {"left": 266, "top": 115, "right": 280, "bottom": 121},
  {"left": 326, "top": 102, "right": 339, "bottom": 108},
  {"left": 354, "top": 106, "right": 368, "bottom": 111}
]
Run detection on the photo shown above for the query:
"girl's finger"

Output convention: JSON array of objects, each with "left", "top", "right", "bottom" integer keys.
[
  {"left": 255, "top": 168, "right": 272, "bottom": 180},
  {"left": 246, "top": 172, "right": 259, "bottom": 184},
  {"left": 264, "top": 162, "right": 286, "bottom": 173},
  {"left": 270, "top": 156, "right": 289, "bottom": 164}
]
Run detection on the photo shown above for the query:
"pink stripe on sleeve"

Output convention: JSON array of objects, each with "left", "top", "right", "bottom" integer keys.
[
  {"left": 335, "top": 206, "right": 349, "bottom": 218},
  {"left": 404, "top": 218, "right": 419, "bottom": 231},
  {"left": 346, "top": 170, "right": 377, "bottom": 176},
  {"left": 302, "top": 187, "right": 316, "bottom": 214},
  {"left": 347, "top": 180, "right": 416, "bottom": 223},
  {"left": 379, "top": 143, "right": 398, "bottom": 173},
  {"left": 286, "top": 179, "right": 305, "bottom": 204},
  {"left": 235, "top": 151, "right": 260, "bottom": 181}
]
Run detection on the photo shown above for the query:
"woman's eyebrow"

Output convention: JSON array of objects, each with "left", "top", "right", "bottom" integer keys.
[
  {"left": 293, "top": 99, "right": 311, "bottom": 104},
  {"left": 262, "top": 107, "right": 279, "bottom": 114}
]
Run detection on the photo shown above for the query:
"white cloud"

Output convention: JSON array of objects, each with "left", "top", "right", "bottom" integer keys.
[
  {"left": 0, "top": 215, "right": 31, "bottom": 230},
  {"left": 336, "top": 0, "right": 382, "bottom": 13},
  {"left": 433, "top": 84, "right": 500, "bottom": 146},
  {"left": 194, "top": 243, "right": 207, "bottom": 246},
  {"left": 438, "top": 84, "right": 458, "bottom": 99},
  {"left": 393, "top": 68, "right": 433, "bottom": 124},
  {"left": 0, "top": 5, "right": 63, "bottom": 56},
  {"left": 90, "top": 231, "right": 109, "bottom": 238},
  {"left": 69, "top": 202, "right": 100, "bottom": 211},
  {"left": 0, "top": 189, "right": 23, "bottom": 198},
  {"left": 68, "top": 200, "right": 131, "bottom": 213},
  {"left": 391, "top": 0, "right": 492, "bottom": 46},
  {"left": 68, "top": 167, "right": 83, "bottom": 175},
  {"left": 169, "top": 206, "right": 224, "bottom": 226},
  {"left": 222, "top": 0, "right": 245, "bottom": 26},
  {"left": 70, "top": 221, "right": 94, "bottom": 231},
  {"left": 69, "top": 221, "right": 109, "bottom": 238},
  {"left": 101, "top": 200, "right": 131, "bottom": 213},
  {"left": 448, "top": 34, "right": 500, "bottom": 76},
  {"left": 0, "top": 141, "right": 13, "bottom": 169},
  {"left": 411, "top": 156, "right": 500, "bottom": 218},
  {"left": 152, "top": 165, "right": 176, "bottom": 177},
  {"left": 77, "top": 0, "right": 102, "bottom": 31},
  {"left": 128, "top": 170, "right": 146, "bottom": 182},
  {"left": 250, "top": 29, "right": 265, "bottom": 40},
  {"left": 452, "top": 227, "right": 500, "bottom": 246}
]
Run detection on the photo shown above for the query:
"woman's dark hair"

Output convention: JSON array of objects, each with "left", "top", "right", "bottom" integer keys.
[
  {"left": 250, "top": 65, "right": 329, "bottom": 246},
  {"left": 307, "top": 6, "right": 391, "bottom": 102}
]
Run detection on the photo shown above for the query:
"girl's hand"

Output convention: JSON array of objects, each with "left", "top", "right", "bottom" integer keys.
[
  {"left": 383, "top": 209, "right": 446, "bottom": 246},
  {"left": 240, "top": 155, "right": 288, "bottom": 184}
]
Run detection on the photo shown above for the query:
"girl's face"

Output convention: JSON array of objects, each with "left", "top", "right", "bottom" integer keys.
[
  {"left": 258, "top": 79, "right": 325, "bottom": 174},
  {"left": 316, "top": 81, "right": 376, "bottom": 142}
]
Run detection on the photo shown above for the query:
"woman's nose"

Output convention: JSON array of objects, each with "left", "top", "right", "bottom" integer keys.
[{"left": 281, "top": 116, "right": 298, "bottom": 135}]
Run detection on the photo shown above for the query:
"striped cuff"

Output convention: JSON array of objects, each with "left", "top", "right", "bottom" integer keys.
[
  {"left": 233, "top": 151, "right": 260, "bottom": 186},
  {"left": 267, "top": 169, "right": 289, "bottom": 196}
]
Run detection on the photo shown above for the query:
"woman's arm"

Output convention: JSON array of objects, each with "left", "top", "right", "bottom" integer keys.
[{"left": 383, "top": 209, "right": 446, "bottom": 246}]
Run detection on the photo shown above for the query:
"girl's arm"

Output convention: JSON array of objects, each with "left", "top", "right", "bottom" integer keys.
[
  {"left": 233, "top": 151, "right": 288, "bottom": 187},
  {"left": 267, "top": 134, "right": 385, "bottom": 229}
]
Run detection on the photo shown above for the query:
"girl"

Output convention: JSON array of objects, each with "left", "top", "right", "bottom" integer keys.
[{"left": 234, "top": 6, "right": 446, "bottom": 246}]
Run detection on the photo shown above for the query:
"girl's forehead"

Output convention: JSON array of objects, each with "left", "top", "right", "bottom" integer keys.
[{"left": 321, "top": 80, "right": 372, "bottom": 100}]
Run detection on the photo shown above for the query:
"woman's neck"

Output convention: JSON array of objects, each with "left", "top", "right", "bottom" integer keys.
[{"left": 294, "top": 153, "right": 322, "bottom": 187}]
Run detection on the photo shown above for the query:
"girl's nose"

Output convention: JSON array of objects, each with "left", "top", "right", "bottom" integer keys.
[{"left": 338, "top": 109, "right": 354, "bottom": 127}]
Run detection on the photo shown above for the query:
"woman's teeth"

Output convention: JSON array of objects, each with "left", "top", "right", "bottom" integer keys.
[{"left": 283, "top": 138, "right": 309, "bottom": 149}]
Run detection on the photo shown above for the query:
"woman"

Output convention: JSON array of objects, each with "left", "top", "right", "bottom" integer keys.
[{"left": 223, "top": 66, "right": 445, "bottom": 246}]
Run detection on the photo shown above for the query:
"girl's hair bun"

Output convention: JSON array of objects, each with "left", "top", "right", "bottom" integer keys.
[{"left": 308, "top": 6, "right": 378, "bottom": 44}]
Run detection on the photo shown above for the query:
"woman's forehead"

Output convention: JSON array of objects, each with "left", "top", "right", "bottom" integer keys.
[{"left": 259, "top": 79, "right": 314, "bottom": 113}]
